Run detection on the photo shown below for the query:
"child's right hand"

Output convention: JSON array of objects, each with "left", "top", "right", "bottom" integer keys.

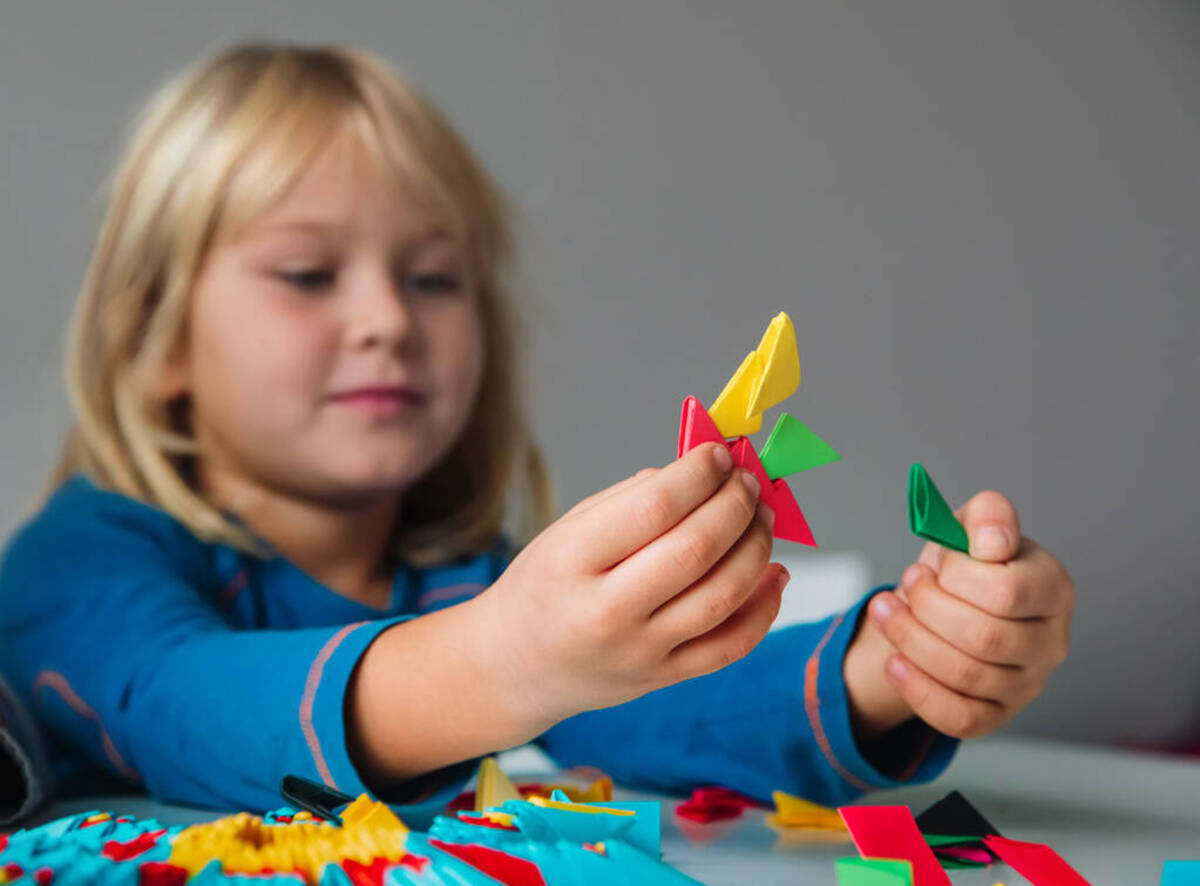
[{"left": 481, "top": 443, "right": 788, "bottom": 731}]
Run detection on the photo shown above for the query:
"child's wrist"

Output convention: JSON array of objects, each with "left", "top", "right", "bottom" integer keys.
[
  {"left": 461, "top": 592, "right": 564, "bottom": 742},
  {"left": 843, "top": 615, "right": 914, "bottom": 741}
]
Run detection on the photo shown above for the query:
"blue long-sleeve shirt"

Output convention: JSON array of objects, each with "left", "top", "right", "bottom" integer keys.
[{"left": 0, "top": 475, "right": 956, "bottom": 827}]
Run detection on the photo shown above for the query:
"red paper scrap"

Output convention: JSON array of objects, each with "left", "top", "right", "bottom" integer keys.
[
  {"left": 429, "top": 839, "right": 547, "bottom": 886},
  {"left": 137, "top": 862, "right": 189, "bottom": 886},
  {"left": 983, "top": 835, "right": 1091, "bottom": 886},
  {"left": 103, "top": 829, "right": 167, "bottom": 861},
  {"left": 838, "top": 805, "right": 950, "bottom": 886}
]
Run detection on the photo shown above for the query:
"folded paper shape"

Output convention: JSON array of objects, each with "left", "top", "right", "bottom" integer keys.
[
  {"left": 908, "top": 464, "right": 969, "bottom": 554},
  {"left": 835, "top": 857, "right": 914, "bottom": 885},
  {"left": 916, "top": 791, "right": 1000, "bottom": 843},
  {"left": 983, "top": 835, "right": 1091, "bottom": 886},
  {"left": 475, "top": 756, "right": 520, "bottom": 813},
  {"left": 838, "top": 805, "right": 950, "bottom": 886},
  {"left": 746, "top": 312, "right": 801, "bottom": 417},
  {"left": 708, "top": 351, "right": 764, "bottom": 437},
  {"left": 763, "top": 478, "right": 817, "bottom": 547},
  {"left": 678, "top": 396, "right": 727, "bottom": 457},
  {"left": 770, "top": 790, "right": 845, "bottom": 830},
  {"left": 729, "top": 437, "right": 771, "bottom": 494},
  {"left": 759, "top": 413, "right": 841, "bottom": 479}
]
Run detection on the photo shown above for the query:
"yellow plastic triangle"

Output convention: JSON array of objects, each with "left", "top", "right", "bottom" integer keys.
[
  {"left": 708, "top": 351, "right": 764, "bottom": 437},
  {"left": 475, "top": 756, "right": 521, "bottom": 813},
  {"left": 746, "top": 312, "right": 800, "bottom": 417}
]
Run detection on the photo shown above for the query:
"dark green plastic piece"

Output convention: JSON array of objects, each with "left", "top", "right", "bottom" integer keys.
[
  {"left": 759, "top": 413, "right": 841, "bottom": 480},
  {"left": 908, "top": 463, "right": 970, "bottom": 554}
]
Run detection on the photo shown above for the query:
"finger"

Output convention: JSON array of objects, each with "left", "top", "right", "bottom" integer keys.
[
  {"left": 915, "top": 540, "right": 944, "bottom": 576},
  {"left": 569, "top": 443, "right": 734, "bottom": 571},
  {"left": 897, "top": 568, "right": 1055, "bottom": 665},
  {"left": 883, "top": 654, "right": 1008, "bottom": 739},
  {"left": 934, "top": 543, "right": 1063, "bottom": 619},
  {"left": 663, "top": 564, "right": 788, "bottom": 683},
  {"left": 644, "top": 505, "right": 776, "bottom": 637},
  {"left": 869, "top": 591, "right": 1025, "bottom": 702},
  {"left": 956, "top": 490, "right": 1021, "bottom": 563},
  {"left": 613, "top": 470, "right": 767, "bottom": 614},
  {"left": 562, "top": 467, "right": 658, "bottom": 520}
]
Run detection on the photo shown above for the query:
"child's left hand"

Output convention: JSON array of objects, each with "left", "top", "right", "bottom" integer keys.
[{"left": 844, "top": 490, "right": 1074, "bottom": 741}]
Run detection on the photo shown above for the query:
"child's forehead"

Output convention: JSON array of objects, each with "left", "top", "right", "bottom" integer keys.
[{"left": 221, "top": 119, "right": 466, "bottom": 249}]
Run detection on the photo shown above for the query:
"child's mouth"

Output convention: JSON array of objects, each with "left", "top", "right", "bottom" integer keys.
[{"left": 328, "top": 384, "right": 426, "bottom": 415}]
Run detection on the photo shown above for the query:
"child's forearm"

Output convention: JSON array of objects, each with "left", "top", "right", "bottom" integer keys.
[{"left": 345, "top": 594, "right": 549, "bottom": 790}]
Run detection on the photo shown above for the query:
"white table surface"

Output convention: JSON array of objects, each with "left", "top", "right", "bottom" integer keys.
[{"left": 24, "top": 736, "right": 1200, "bottom": 885}]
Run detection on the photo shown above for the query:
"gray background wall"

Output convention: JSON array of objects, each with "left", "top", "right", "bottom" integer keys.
[{"left": 1, "top": 1, "right": 1197, "bottom": 746}]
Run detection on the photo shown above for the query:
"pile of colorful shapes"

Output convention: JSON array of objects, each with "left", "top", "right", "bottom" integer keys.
[
  {"left": 0, "top": 790, "right": 697, "bottom": 884},
  {"left": 833, "top": 790, "right": 1094, "bottom": 885},
  {"left": 678, "top": 311, "right": 841, "bottom": 547}
]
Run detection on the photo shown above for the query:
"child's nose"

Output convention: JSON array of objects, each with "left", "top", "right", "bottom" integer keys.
[{"left": 347, "top": 272, "right": 415, "bottom": 351}]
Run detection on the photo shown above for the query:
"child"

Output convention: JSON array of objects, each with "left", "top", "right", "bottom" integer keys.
[{"left": 0, "top": 41, "right": 1074, "bottom": 826}]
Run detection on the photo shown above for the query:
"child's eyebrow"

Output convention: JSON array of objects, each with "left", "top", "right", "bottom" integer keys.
[{"left": 246, "top": 219, "right": 459, "bottom": 252}]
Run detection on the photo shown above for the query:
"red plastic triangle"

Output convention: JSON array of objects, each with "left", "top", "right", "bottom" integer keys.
[
  {"left": 728, "top": 437, "right": 770, "bottom": 499},
  {"left": 763, "top": 479, "right": 817, "bottom": 547},
  {"left": 678, "top": 396, "right": 727, "bottom": 457}
]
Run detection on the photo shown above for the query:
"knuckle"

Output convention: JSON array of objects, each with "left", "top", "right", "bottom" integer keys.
[
  {"left": 952, "top": 657, "right": 986, "bottom": 692},
  {"left": 973, "top": 621, "right": 1006, "bottom": 658},
  {"left": 672, "top": 530, "right": 716, "bottom": 574},
  {"left": 905, "top": 579, "right": 933, "bottom": 617},
  {"left": 635, "top": 487, "right": 674, "bottom": 531},
  {"left": 703, "top": 586, "right": 739, "bottom": 628},
  {"left": 990, "top": 574, "right": 1026, "bottom": 614}
]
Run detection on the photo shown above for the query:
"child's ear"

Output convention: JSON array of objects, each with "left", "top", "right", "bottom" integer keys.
[{"left": 154, "top": 339, "right": 191, "bottom": 400}]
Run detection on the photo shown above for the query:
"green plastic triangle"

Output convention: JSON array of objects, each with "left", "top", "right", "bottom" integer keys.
[
  {"left": 908, "top": 463, "right": 970, "bottom": 554},
  {"left": 759, "top": 413, "right": 841, "bottom": 480}
]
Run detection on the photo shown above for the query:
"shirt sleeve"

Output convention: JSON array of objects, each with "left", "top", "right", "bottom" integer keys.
[
  {"left": 0, "top": 496, "right": 448, "bottom": 818},
  {"left": 533, "top": 587, "right": 959, "bottom": 807}
]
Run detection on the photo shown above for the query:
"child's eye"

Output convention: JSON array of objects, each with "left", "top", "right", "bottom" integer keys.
[
  {"left": 405, "top": 273, "right": 461, "bottom": 295},
  {"left": 277, "top": 268, "right": 335, "bottom": 292}
]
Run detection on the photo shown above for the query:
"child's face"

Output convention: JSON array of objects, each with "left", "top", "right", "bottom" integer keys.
[{"left": 175, "top": 123, "right": 484, "bottom": 507}]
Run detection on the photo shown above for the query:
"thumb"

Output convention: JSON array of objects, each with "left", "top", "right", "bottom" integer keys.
[{"left": 956, "top": 490, "right": 1021, "bottom": 562}]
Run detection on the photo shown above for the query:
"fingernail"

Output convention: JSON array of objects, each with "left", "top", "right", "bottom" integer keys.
[
  {"left": 885, "top": 656, "right": 909, "bottom": 682},
  {"left": 973, "top": 526, "right": 1011, "bottom": 559},
  {"left": 776, "top": 568, "right": 791, "bottom": 592},
  {"left": 740, "top": 469, "right": 760, "bottom": 498},
  {"left": 756, "top": 502, "right": 775, "bottom": 529},
  {"left": 900, "top": 565, "right": 921, "bottom": 590},
  {"left": 712, "top": 445, "right": 732, "bottom": 473},
  {"left": 870, "top": 594, "right": 893, "bottom": 623}
]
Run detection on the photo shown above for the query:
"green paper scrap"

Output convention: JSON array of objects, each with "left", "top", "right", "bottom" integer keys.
[
  {"left": 937, "top": 858, "right": 984, "bottom": 870},
  {"left": 759, "top": 413, "right": 841, "bottom": 480},
  {"left": 922, "top": 834, "right": 984, "bottom": 847},
  {"left": 835, "top": 857, "right": 913, "bottom": 886},
  {"left": 908, "top": 463, "right": 970, "bottom": 554}
]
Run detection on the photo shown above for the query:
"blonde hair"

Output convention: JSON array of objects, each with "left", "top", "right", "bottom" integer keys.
[{"left": 47, "top": 40, "right": 553, "bottom": 566}]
